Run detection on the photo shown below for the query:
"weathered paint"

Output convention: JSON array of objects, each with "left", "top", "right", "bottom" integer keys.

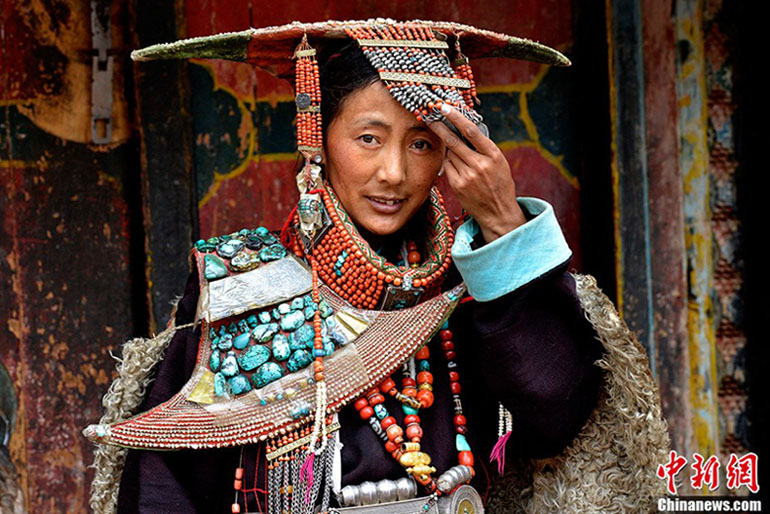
[
  {"left": 605, "top": 0, "right": 656, "bottom": 368},
  {"left": 132, "top": 0, "right": 197, "bottom": 331},
  {"left": 1, "top": 1, "right": 137, "bottom": 512},
  {"left": 641, "top": 0, "right": 692, "bottom": 462},
  {"left": 703, "top": 0, "right": 748, "bottom": 466},
  {"left": 675, "top": 0, "right": 720, "bottom": 458}
]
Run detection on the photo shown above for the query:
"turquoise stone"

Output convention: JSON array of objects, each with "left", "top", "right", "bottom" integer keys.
[
  {"left": 210, "top": 336, "right": 219, "bottom": 350},
  {"left": 272, "top": 308, "right": 281, "bottom": 320},
  {"left": 280, "top": 311, "right": 306, "bottom": 331},
  {"left": 278, "top": 303, "right": 291, "bottom": 315},
  {"left": 233, "top": 332, "right": 250, "bottom": 350},
  {"left": 217, "top": 239, "right": 244, "bottom": 259},
  {"left": 291, "top": 297, "right": 305, "bottom": 311},
  {"left": 259, "top": 244, "right": 286, "bottom": 262},
  {"left": 197, "top": 237, "right": 219, "bottom": 253},
  {"left": 204, "top": 255, "right": 228, "bottom": 280},
  {"left": 255, "top": 226, "right": 269, "bottom": 238},
  {"left": 245, "top": 232, "right": 264, "bottom": 250},
  {"left": 318, "top": 300, "right": 334, "bottom": 318},
  {"left": 228, "top": 374, "right": 251, "bottom": 395},
  {"left": 287, "top": 349, "right": 313, "bottom": 372},
  {"left": 455, "top": 434, "right": 471, "bottom": 452},
  {"left": 322, "top": 337, "right": 335, "bottom": 356},
  {"left": 228, "top": 322, "right": 238, "bottom": 334},
  {"left": 304, "top": 305, "right": 316, "bottom": 320},
  {"left": 262, "top": 232, "right": 279, "bottom": 245},
  {"left": 217, "top": 334, "right": 233, "bottom": 351},
  {"left": 247, "top": 315, "right": 258, "bottom": 327},
  {"left": 325, "top": 318, "right": 348, "bottom": 347},
  {"left": 419, "top": 360, "right": 431, "bottom": 371},
  {"left": 272, "top": 334, "right": 291, "bottom": 361},
  {"left": 290, "top": 402, "right": 312, "bottom": 419},
  {"left": 253, "top": 362, "right": 283, "bottom": 388},
  {"left": 221, "top": 351, "right": 239, "bottom": 377},
  {"left": 237, "top": 320, "right": 249, "bottom": 333},
  {"left": 289, "top": 325, "right": 313, "bottom": 350},
  {"left": 239, "top": 345, "right": 270, "bottom": 371},
  {"left": 209, "top": 350, "right": 221, "bottom": 372},
  {"left": 214, "top": 372, "right": 227, "bottom": 396},
  {"left": 374, "top": 404, "right": 387, "bottom": 419},
  {"left": 303, "top": 295, "right": 315, "bottom": 308},
  {"left": 258, "top": 311, "right": 272, "bottom": 324},
  {"left": 403, "top": 405, "right": 419, "bottom": 415},
  {"left": 251, "top": 323, "right": 278, "bottom": 342}
]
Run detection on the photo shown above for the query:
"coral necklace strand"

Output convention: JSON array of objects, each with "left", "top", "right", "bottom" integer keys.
[{"left": 353, "top": 243, "right": 473, "bottom": 493}]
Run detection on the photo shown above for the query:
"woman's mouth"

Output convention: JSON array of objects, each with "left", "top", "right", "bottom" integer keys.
[{"left": 366, "top": 196, "right": 405, "bottom": 214}]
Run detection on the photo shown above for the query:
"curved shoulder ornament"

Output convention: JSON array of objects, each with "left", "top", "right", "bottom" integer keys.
[{"left": 85, "top": 235, "right": 465, "bottom": 450}]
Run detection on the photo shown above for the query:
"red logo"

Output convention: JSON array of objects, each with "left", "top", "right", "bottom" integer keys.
[{"left": 726, "top": 452, "right": 759, "bottom": 493}]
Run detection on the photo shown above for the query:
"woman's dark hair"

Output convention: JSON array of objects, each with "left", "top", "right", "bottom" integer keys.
[{"left": 318, "top": 41, "right": 379, "bottom": 138}]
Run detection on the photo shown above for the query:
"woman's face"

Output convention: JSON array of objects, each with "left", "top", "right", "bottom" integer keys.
[{"left": 324, "top": 81, "right": 445, "bottom": 236}]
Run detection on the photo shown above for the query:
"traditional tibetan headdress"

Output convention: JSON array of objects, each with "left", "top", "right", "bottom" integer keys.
[
  {"left": 131, "top": 19, "right": 568, "bottom": 233},
  {"left": 86, "top": 19, "right": 569, "bottom": 514}
]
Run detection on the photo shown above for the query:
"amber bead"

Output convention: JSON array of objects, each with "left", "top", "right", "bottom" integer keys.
[
  {"left": 454, "top": 415, "right": 467, "bottom": 427},
  {"left": 381, "top": 416, "right": 396, "bottom": 429},
  {"left": 415, "top": 346, "right": 430, "bottom": 360},
  {"left": 354, "top": 398, "right": 368, "bottom": 411},
  {"left": 417, "top": 371, "right": 433, "bottom": 384},
  {"left": 450, "top": 382, "right": 462, "bottom": 394},
  {"left": 359, "top": 406, "right": 374, "bottom": 420},
  {"left": 231, "top": 504, "right": 241, "bottom": 513},
  {"left": 234, "top": 479, "right": 242, "bottom": 490},
  {"left": 439, "top": 329, "right": 453, "bottom": 340}
]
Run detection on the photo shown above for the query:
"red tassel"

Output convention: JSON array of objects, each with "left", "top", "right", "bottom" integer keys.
[
  {"left": 279, "top": 204, "right": 299, "bottom": 248},
  {"left": 299, "top": 452, "right": 315, "bottom": 504},
  {"left": 489, "top": 431, "right": 511, "bottom": 475}
]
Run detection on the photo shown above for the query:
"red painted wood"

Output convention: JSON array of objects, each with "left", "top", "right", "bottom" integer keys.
[{"left": 641, "top": 0, "right": 689, "bottom": 455}]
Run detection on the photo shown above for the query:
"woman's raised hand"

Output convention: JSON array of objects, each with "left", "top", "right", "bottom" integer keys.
[{"left": 427, "top": 104, "right": 527, "bottom": 243}]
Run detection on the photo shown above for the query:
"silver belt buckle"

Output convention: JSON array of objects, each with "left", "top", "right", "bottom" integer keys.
[{"left": 332, "top": 485, "right": 484, "bottom": 514}]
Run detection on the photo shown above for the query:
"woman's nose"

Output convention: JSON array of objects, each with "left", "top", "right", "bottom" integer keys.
[{"left": 376, "top": 145, "right": 406, "bottom": 185}]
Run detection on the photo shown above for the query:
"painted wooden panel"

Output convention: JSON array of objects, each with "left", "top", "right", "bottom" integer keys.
[
  {"left": 1, "top": 1, "right": 136, "bottom": 512},
  {"left": 675, "top": 0, "right": 720, "bottom": 462}
]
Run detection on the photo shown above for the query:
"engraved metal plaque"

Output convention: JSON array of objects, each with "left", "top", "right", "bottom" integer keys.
[{"left": 204, "top": 256, "right": 312, "bottom": 322}]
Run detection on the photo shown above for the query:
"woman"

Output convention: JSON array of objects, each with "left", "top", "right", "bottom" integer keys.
[{"left": 87, "top": 20, "right": 667, "bottom": 514}]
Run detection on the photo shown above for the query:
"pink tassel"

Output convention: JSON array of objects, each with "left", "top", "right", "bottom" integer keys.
[
  {"left": 299, "top": 452, "right": 315, "bottom": 505},
  {"left": 489, "top": 431, "right": 512, "bottom": 475}
]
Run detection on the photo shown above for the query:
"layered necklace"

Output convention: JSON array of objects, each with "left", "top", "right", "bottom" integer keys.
[
  {"left": 289, "top": 185, "right": 454, "bottom": 310},
  {"left": 288, "top": 185, "right": 475, "bottom": 498}
]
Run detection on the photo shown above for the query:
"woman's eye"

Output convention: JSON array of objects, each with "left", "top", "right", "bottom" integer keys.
[{"left": 359, "top": 134, "right": 377, "bottom": 144}]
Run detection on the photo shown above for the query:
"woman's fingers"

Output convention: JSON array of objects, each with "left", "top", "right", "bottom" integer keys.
[
  {"left": 426, "top": 118, "right": 475, "bottom": 165},
  {"left": 439, "top": 104, "right": 498, "bottom": 156}
]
